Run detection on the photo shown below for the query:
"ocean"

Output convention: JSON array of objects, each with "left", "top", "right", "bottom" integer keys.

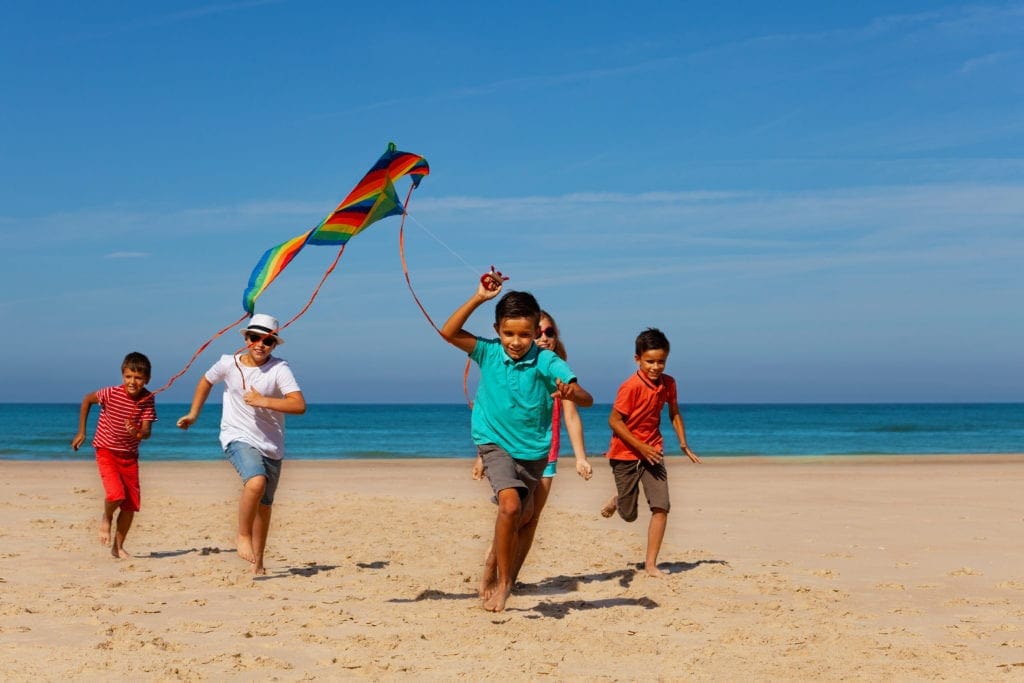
[{"left": 3, "top": 402, "right": 1022, "bottom": 461}]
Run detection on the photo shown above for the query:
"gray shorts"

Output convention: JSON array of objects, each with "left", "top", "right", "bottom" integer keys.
[
  {"left": 225, "top": 440, "right": 282, "bottom": 506},
  {"left": 478, "top": 443, "right": 547, "bottom": 501},
  {"left": 610, "top": 458, "right": 670, "bottom": 522}
]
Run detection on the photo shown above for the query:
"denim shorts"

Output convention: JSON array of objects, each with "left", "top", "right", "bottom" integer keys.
[{"left": 225, "top": 440, "right": 282, "bottom": 506}]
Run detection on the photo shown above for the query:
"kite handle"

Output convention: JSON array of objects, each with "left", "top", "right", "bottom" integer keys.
[{"left": 480, "top": 266, "right": 509, "bottom": 291}]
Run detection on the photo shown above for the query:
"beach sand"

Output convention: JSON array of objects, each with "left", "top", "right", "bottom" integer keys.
[{"left": 1, "top": 455, "right": 1023, "bottom": 680}]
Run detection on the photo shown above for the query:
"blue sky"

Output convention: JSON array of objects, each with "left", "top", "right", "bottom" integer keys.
[{"left": 2, "top": 1, "right": 1022, "bottom": 403}]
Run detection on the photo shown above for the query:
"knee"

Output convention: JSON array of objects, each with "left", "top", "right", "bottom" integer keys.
[
  {"left": 244, "top": 475, "right": 267, "bottom": 494},
  {"left": 497, "top": 497, "right": 523, "bottom": 519}
]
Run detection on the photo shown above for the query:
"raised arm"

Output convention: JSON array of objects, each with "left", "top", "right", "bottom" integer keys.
[
  {"left": 440, "top": 275, "right": 502, "bottom": 354},
  {"left": 71, "top": 391, "right": 99, "bottom": 451}
]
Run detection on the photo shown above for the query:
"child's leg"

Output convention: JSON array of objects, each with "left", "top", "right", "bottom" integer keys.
[
  {"left": 510, "top": 477, "right": 549, "bottom": 584},
  {"left": 94, "top": 448, "right": 127, "bottom": 546},
  {"left": 100, "top": 499, "right": 121, "bottom": 545},
  {"left": 600, "top": 494, "right": 618, "bottom": 518},
  {"left": 640, "top": 463, "right": 671, "bottom": 577},
  {"left": 603, "top": 460, "right": 642, "bottom": 522},
  {"left": 485, "top": 488, "right": 523, "bottom": 612},
  {"left": 250, "top": 503, "right": 272, "bottom": 575},
  {"left": 111, "top": 508, "right": 134, "bottom": 559},
  {"left": 645, "top": 509, "right": 668, "bottom": 577},
  {"left": 236, "top": 475, "right": 267, "bottom": 564}
]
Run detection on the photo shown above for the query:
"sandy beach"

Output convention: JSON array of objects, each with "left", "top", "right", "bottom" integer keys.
[{"left": 1, "top": 455, "right": 1023, "bottom": 680}]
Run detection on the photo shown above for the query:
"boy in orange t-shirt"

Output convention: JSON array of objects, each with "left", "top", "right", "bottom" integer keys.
[{"left": 600, "top": 328, "right": 701, "bottom": 577}]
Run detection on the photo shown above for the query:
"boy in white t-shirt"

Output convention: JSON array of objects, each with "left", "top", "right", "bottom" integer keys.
[{"left": 177, "top": 314, "right": 306, "bottom": 575}]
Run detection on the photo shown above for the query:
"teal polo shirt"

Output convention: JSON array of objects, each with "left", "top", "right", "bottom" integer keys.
[{"left": 469, "top": 337, "right": 577, "bottom": 460}]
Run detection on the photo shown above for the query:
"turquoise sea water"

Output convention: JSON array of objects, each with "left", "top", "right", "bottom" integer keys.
[{"left": 3, "top": 403, "right": 1022, "bottom": 461}]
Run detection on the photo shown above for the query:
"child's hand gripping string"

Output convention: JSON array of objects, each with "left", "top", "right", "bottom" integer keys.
[
  {"left": 124, "top": 418, "right": 143, "bottom": 440},
  {"left": 479, "top": 266, "right": 509, "bottom": 295}
]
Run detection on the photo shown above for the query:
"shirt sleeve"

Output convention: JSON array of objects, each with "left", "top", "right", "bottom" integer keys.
[
  {"left": 468, "top": 337, "right": 487, "bottom": 365},
  {"left": 612, "top": 378, "right": 638, "bottom": 416},
  {"left": 273, "top": 361, "right": 301, "bottom": 395},
  {"left": 140, "top": 394, "right": 158, "bottom": 422},
  {"left": 540, "top": 350, "right": 576, "bottom": 385},
  {"left": 204, "top": 356, "right": 230, "bottom": 384}
]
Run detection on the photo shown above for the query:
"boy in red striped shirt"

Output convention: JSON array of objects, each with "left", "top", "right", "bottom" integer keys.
[{"left": 72, "top": 352, "right": 157, "bottom": 559}]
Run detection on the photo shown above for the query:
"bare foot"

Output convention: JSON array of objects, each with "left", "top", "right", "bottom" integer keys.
[
  {"left": 479, "top": 546, "right": 498, "bottom": 598},
  {"left": 236, "top": 535, "right": 256, "bottom": 563},
  {"left": 600, "top": 495, "right": 618, "bottom": 518},
  {"left": 482, "top": 582, "right": 511, "bottom": 612},
  {"left": 252, "top": 564, "right": 266, "bottom": 576},
  {"left": 99, "top": 516, "right": 112, "bottom": 545},
  {"left": 644, "top": 564, "right": 669, "bottom": 578},
  {"left": 111, "top": 544, "right": 131, "bottom": 559}
]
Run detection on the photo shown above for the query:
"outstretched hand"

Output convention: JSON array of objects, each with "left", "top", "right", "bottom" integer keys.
[{"left": 682, "top": 445, "right": 702, "bottom": 464}]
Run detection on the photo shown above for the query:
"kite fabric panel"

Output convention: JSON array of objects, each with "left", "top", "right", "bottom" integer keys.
[{"left": 242, "top": 143, "right": 430, "bottom": 314}]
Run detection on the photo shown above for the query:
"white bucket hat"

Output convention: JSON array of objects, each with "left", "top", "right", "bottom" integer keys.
[{"left": 241, "top": 313, "right": 284, "bottom": 344}]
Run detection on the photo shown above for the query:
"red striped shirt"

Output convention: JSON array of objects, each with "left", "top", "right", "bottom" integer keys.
[{"left": 92, "top": 385, "right": 157, "bottom": 453}]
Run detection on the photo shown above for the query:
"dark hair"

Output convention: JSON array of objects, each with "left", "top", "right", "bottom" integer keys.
[
  {"left": 635, "top": 328, "right": 670, "bottom": 356},
  {"left": 539, "top": 309, "right": 568, "bottom": 361},
  {"left": 494, "top": 290, "right": 540, "bottom": 326},
  {"left": 122, "top": 352, "right": 152, "bottom": 379}
]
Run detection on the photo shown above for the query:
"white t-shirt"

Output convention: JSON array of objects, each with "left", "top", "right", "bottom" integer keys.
[{"left": 205, "top": 354, "right": 301, "bottom": 460}]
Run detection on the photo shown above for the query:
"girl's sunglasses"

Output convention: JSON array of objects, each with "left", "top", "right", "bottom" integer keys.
[
  {"left": 246, "top": 333, "right": 278, "bottom": 347},
  {"left": 536, "top": 326, "right": 556, "bottom": 339}
]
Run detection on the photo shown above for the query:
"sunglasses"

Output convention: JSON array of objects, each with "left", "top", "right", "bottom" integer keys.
[
  {"left": 536, "top": 326, "right": 557, "bottom": 339},
  {"left": 246, "top": 333, "right": 278, "bottom": 347}
]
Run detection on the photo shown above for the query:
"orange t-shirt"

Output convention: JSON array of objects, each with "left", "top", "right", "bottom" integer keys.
[{"left": 606, "top": 371, "right": 677, "bottom": 461}]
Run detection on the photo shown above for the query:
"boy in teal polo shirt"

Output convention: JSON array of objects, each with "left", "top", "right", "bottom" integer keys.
[{"left": 441, "top": 272, "right": 594, "bottom": 612}]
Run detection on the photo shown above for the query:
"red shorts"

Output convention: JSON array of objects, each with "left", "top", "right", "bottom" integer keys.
[{"left": 94, "top": 447, "right": 141, "bottom": 512}]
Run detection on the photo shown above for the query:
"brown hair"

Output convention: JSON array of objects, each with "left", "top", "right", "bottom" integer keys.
[{"left": 539, "top": 309, "right": 568, "bottom": 360}]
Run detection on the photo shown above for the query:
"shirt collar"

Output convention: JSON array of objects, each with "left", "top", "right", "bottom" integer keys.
[
  {"left": 503, "top": 343, "right": 539, "bottom": 366},
  {"left": 635, "top": 370, "right": 663, "bottom": 390}
]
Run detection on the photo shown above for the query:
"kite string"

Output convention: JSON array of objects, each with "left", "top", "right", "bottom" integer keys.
[
  {"left": 148, "top": 312, "right": 250, "bottom": 399},
  {"left": 397, "top": 186, "right": 476, "bottom": 407},
  {"left": 404, "top": 213, "right": 481, "bottom": 277}
]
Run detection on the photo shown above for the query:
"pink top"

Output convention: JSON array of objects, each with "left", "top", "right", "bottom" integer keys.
[{"left": 547, "top": 397, "right": 561, "bottom": 463}]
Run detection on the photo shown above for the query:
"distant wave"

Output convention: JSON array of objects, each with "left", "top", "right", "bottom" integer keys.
[{"left": 857, "top": 424, "right": 957, "bottom": 433}]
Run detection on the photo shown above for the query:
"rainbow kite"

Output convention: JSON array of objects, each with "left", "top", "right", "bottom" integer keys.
[{"left": 242, "top": 143, "right": 430, "bottom": 314}]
